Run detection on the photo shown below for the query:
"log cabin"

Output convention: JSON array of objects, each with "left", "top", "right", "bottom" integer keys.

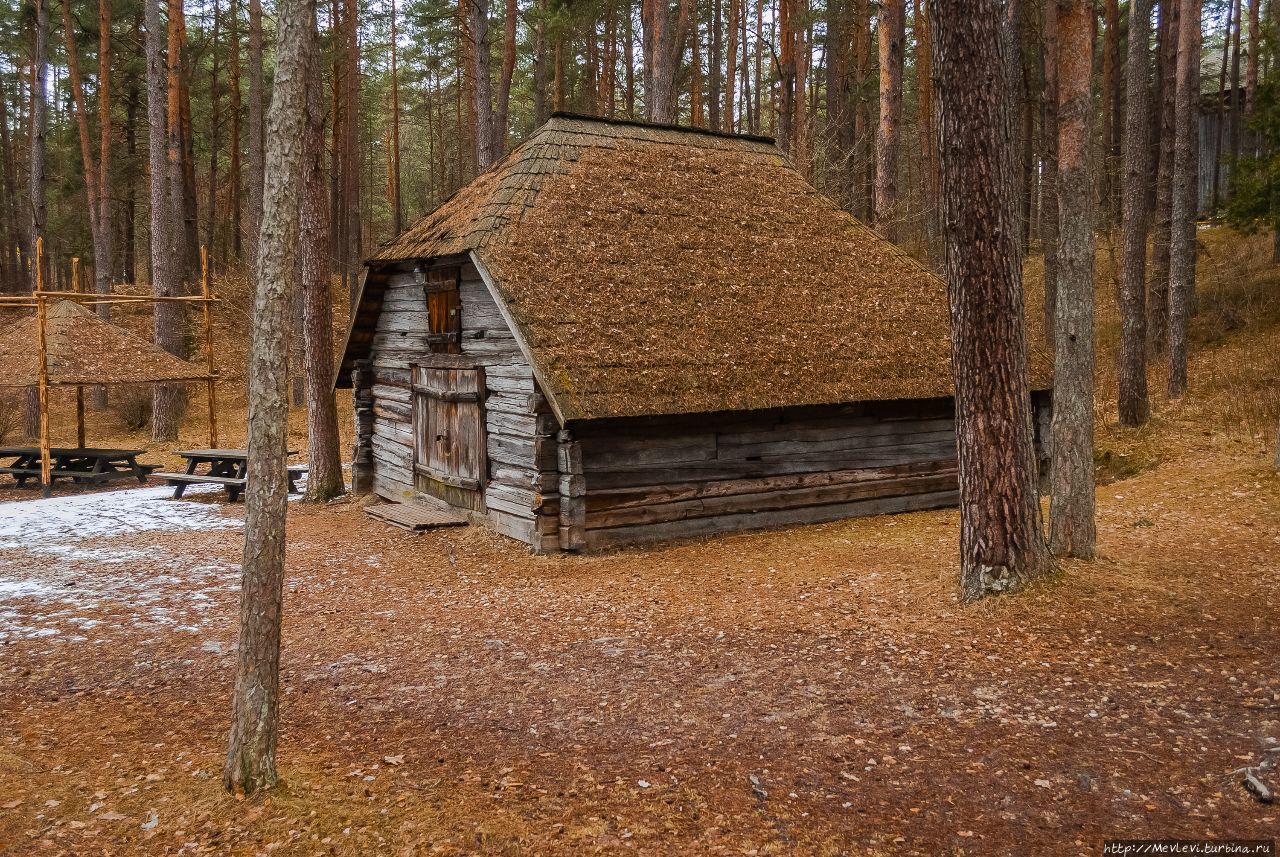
[{"left": 335, "top": 114, "right": 1053, "bottom": 553}]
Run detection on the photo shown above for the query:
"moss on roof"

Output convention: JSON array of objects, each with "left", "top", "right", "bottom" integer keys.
[{"left": 361, "top": 114, "right": 1051, "bottom": 421}]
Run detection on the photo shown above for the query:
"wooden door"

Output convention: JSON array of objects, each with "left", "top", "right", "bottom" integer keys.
[{"left": 412, "top": 360, "right": 486, "bottom": 511}]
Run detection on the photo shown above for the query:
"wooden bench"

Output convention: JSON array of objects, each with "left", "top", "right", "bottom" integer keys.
[
  {"left": 155, "top": 465, "right": 306, "bottom": 501},
  {"left": 0, "top": 447, "right": 158, "bottom": 487}
]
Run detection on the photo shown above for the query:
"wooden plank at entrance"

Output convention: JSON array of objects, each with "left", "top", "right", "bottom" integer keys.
[{"left": 365, "top": 501, "right": 468, "bottom": 531}]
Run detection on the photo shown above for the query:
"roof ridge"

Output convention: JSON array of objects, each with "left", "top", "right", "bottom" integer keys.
[{"left": 545, "top": 111, "right": 778, "bottom": 146}]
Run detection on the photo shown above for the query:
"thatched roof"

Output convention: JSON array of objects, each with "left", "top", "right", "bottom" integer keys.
[
  {"left": 347, "top": 114, "right": 1051, "bottom": 421},
  {"left": 0, "top": 299, "right": 208, "bottom": 387}
]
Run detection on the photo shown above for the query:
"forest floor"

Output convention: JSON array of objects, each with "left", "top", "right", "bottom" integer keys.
[{"left": 0, "top": 229, "right": 1278, "bottom": 855}]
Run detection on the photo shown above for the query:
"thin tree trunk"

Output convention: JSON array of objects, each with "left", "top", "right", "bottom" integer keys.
[
  {"left": 301, "top": 44, "right": 345, "bottom": 503},
  {"left": 30, "top": 0, "right": 48, "bottom": 281},
  {"left": 223, "top": 0, "right": 314, "bottom": 798},
  {"left": 208, "top": 0, "right": 221, "bottom": 260},
  {"left": 1246, "top": 0, "right": 1259, "bottom": 117},
  {"left": 1119, "top": 0, "right": 1154, "bottom": 427},
  {"left": 914, "top": 0, "right": 939, "bottom": 264},
  {"left": 1150, "top": 0, "right": 1178, "bottom": 355},
  {"left": 245, "top": 0, "right": 265, "bottom": 271},
  {"left": 1212, "top": 0, "right": 1233, "bottom": 210},
  {"left": 709, "top": 0, "right": 722, "bottom": 129},
  {"left": 229, "top": 0, "right": 242, "bottom": 259},
  {"left": 25, "top": 0, "right": 47, "bottom": 439},
  {"left": 875, "top": 0, "right": 904, "bottom": 241},
  {"left": 724, "top": 0, "right": 738, "bottom": 131},
  {"left": 1168, "top": 0, "right": 1201, "bottom": 398},
  {"left": 1042, "top": 0, "right": 1059, "bottom": 350},
  {"left": 930, "top": 0, "right": 1052, "bottom": 598},
  {"left": 1050, "top": 0, "right": 1097, "bottom": 560},
  {"left": 1229, "top": 0, "right": 1243, "bottom": 166},
  {"left": 390, "top": 0, "right": 403, "bottom": 232},
  {"left": 342, "top": 0, "right": 360, "bottom": 305}
]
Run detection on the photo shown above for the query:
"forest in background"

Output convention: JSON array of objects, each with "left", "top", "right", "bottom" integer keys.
[{"left": 2, "top": 0, "right": 1275, "bottom": 294}]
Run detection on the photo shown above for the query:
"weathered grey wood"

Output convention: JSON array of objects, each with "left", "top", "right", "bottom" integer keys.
[
  {"left": 584, "top": 472, "right": 958, "bottom": 529},
  {"left": 586, "top": 461, "right": 955, "bottom": 512},
  {"left": 584, "top": 490, "right": 961, "bottom": 550}
]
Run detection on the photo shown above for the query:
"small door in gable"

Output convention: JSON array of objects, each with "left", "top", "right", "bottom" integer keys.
[
  {"left": 412, "top": 361, "right": 486, "bottom": 511},
  {"left": 423, "top": 267, "right": 461, "bottom": 354}
]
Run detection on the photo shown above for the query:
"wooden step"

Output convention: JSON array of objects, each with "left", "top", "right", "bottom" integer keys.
[{"left": 365, "top": 501, "right": 468, "bottom": 531}]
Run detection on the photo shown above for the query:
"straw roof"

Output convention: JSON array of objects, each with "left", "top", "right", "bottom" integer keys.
[
  {"left": 0, "top": 299, "right": 208, "bottom": 387},
  {"left": 349, "top": 114, "right": 1051, "bottom": 422}
]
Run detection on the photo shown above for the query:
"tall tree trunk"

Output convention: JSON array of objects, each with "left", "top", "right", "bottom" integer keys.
[
  {"left": 208, "top": 0, "right": 221, "bottom": 261},
  {"left": 709, "top": 0, "right": 722, "bottom": 129},
  {"left": 691, "top": 11, "right": 704, "bottom": 127},
  {"left": 1150, "top": 0, "right": 1178, "bottom": 355},
  {"left": 123, "top": 72, "right": 139, "bottom": 283},
  {"left": 1119, "top": 0, "right": 1154, "bottom": 427},
  {"left": 1246, "top": 0, "right": 1259, "bottom": 117},
  {"left": 389, "top": 0, "right": 403, "bottom": 232},
  {"left": 790, "top": 0, "right": 809, "bottom": 169},
  {"left": 1041, "top": 0, "right": 1059, "bottom": 350},
  {"left": 223, "top": 0, "right": 314, "bottom": 798},
  {"left": 1100, "top": 0, "right": 1121, "bottom": 231},
  {"left": 930, "top": 0, "right": 1052, "bottom": 598},
  {"left": 146, "top": 0, "right": 185, "bottom": 441},
  {"left": 467, "top": 0, "right": 495, "bottom": 169},
  {"left": 1229, "top": 0, "right": 1243, "bottom": 166},
  {"left": 30, "top": 0, "right": 48, "bottom": 282},
  {"left": 914, "top": 0, "right": 939, "bottom": 264},
  {"left": 1167, "top": 0, "right": 1201, "bottom": 398},
  {"left": 724, "top": 0, "right": 738, "bottom": 131},
  {"left": 875, "top": 0, "right": 904, "bottom": 241},
  {"left": 1212, "top": 0, "right": 1233, "bottom": 210},
  {"left": 532, "top": 0, "right": 549, "bottom": 124},
  {"left": 25, "top": 0, "right": 49, "bottom": 440},
  {"left": 229, "top": 0, "right": 242, "bottom": 259},
  {"left": 342, "top": 0, "right": 360, "bottom": 305},
  {"left": 245, "top": 0, "right": 265, "bottom": 271},
  {"left": 852, "top": 0, "right": 872, "bottom": 221},
  {"left": 1050, "top": 0, "right": 1097, "bottom": 560},
  {"left": 301, "top": 45, "right": 345, "bottom": 503},
  {"left": 495, "top": 0, "right": 516, "bottom": 155},
  {"left": 642, "top": 0, "right": 691, "bottom": 123}
]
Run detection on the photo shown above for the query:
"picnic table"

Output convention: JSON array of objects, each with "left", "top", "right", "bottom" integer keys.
[
  {"left": 156, "top": 449, "right": 305, "bottom": 501},
  {"left": 0, "top": 446, "right": 158, "bottom": 487}
]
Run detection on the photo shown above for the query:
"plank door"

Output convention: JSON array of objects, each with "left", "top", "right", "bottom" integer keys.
[
  {"left": 423, "top": 267, "right": 461, "bottom": 354},
  {"left": 412, "top": 360, "right": 486, "bottom": 512}
]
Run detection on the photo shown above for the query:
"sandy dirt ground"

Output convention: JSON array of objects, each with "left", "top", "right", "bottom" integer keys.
[{"left": 0, "top": 423, "right": 1276, "bottom": 856}]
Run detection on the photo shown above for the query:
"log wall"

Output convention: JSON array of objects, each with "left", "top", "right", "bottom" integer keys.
[
  {"left": 361, "top": 258, "right": 559, "bottom": 551},
  {"left": 571, "top": 395, "right": 1052, "bottom": 551}
]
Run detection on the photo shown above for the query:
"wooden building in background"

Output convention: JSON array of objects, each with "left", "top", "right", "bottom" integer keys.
[{"left": 335, "top": 114, "right": 1053, "bottom": 553}]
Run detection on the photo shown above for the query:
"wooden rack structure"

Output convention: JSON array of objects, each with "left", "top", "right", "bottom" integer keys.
[{"left": 0, "top": 240, "right": 221, "bottom": 497}]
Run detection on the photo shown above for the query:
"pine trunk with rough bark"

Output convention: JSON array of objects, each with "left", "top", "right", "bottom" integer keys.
[
  {"left": 1050, "top": 0, "right": 1097, "bottom": 560},
  {"left": 146, "top": 0, "right": 185, "bottom": 441},
  {"left": 467, "top": 0, "right": 495, "bottom": 170},
  {"left": 1168, "top": 0, "right": 1200, "bottom": 398},
  {"left": 642, "top": 0, "right": 689, "bottom": 123},
  {"left": 1119, "top": 0, "right": 1154, "bottom": 427},
  {"left": 495, "top": 0, "right": 516, "bottom": 156},
  {"left": 223, "top": 0, "right": 314, "bottom": 798},
  {"left": 301, "top": 40, "right": 345, "bottom": 503},
  {"left": 245, "top": 0, "right": 265, "bottom": 270},
  {"left": 875, "top": 0, "right": 904, "bottom": 241},
  {"left": 1150, "top": 0, "right": 1178, "bottom": 355},
  {"left": 1041, "top": 0, "right": 1059, "bottom": 351},
  {"left": 930, "top": 0, "right": 1052, "bottom": 599}
]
